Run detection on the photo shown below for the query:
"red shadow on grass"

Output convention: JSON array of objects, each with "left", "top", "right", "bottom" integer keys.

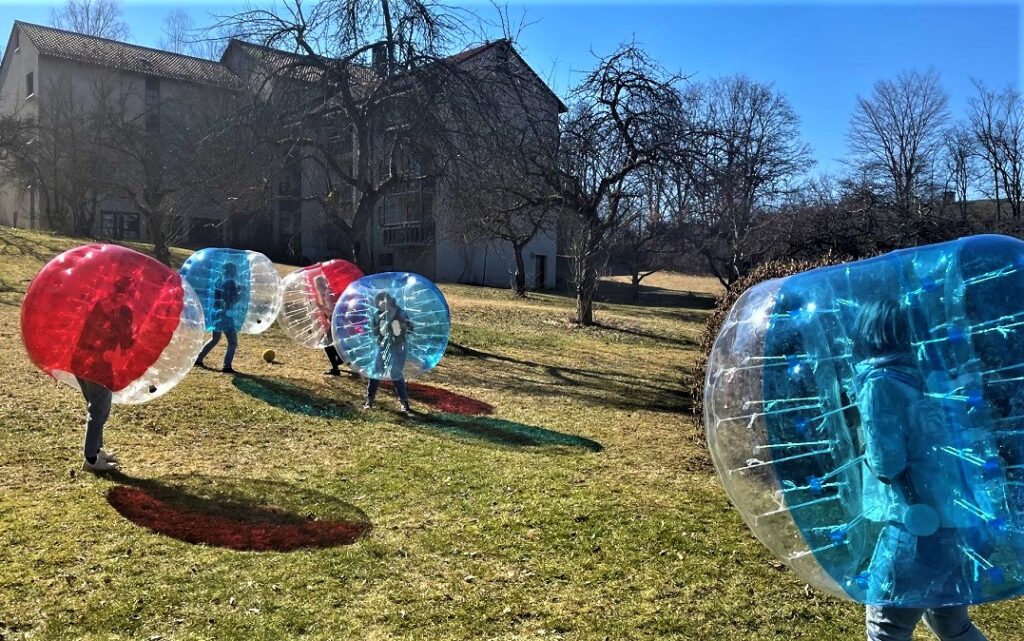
[
  {"left": 386, "top": 381, "right": 495, "bottom": 415},
  {"left": 107, "top": 475, "right": 371, "bottom": 552}
]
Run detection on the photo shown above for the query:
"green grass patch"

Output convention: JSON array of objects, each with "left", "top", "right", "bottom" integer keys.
[{"left": 0, "top": 226, "right": 1018, "bottom": 640}]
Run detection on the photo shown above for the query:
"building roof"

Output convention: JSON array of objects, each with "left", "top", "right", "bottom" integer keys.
[
  {"left": 226, "top": 37, "right": 566, "bottom": 112},
  {"left": 14, "top": 21, "right": 240, "bottom": 88}
]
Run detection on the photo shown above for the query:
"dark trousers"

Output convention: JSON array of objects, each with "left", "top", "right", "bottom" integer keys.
[
  {"left": 366, "top": 378, "right": 409, "bottom": 409},
  {"left": 324, "top": 345, "right": 344, "bottom": 371},
  {"left": 77, "top": 377, "right": 112, "bottom": 460},
  {"left": 198, "top": 331, "right": 238, "bottom": 368}
]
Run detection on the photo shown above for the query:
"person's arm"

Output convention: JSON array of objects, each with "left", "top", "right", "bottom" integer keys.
[{"left": 861, "top": 375, "right": 909, "bottom": 484}]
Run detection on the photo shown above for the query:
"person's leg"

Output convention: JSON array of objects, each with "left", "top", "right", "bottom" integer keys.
[
  {"left": 223, "top": 331, "right": 238, "bottom": 370},
  {"left": 365, "top": 378, "right": 380, "bottom": 407},
  {"left": 324, "top": 346, "right": 342, "bottom": 375},
  {"left": 866, "top": 606, "right": 925, "bottom": 641},
  {"left": 923, "top": 607, "right": 988, "bottom": 641},
  {"left": 393, "top": 378, "right": 410, "bottom": 412},
  {"left": 78, "top": 379, "right": 112, "bottom": 465},
  {"left": 196, "top": 332, "right": 222, "bottom": 365}
]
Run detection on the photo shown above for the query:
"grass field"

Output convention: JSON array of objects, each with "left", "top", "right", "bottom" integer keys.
[{"left": 0, "top": 226, "right": 1019, "bottom": 640}]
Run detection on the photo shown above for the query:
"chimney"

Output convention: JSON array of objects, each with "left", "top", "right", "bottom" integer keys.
[{"left": 371, "top": 43, "right": 388, "bottom": 73}]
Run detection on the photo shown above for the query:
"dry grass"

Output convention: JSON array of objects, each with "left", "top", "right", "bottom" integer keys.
[{"left": 0, "top": 227, "right": 1018, "bottom": 640}]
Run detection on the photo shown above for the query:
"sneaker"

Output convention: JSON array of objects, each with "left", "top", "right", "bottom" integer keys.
[
  {"left": 82, "top": 457, "right": 119, "bottom": 474},
  {"left": 361, "top": 402, "right": 373, "bottom": 411},
  {"left": 324, "top": 369, "right": 341, "bottom": 377},
  {"left": 400, "top": 406, "right": 412, "bottom": 416},
  {"left": 194, "top": 359, "right": 206, "bottom": 368},
  {"left": 222, "top": 366, "right": 237, "bottom": 374},
  {"left": 97, "top": 448, "right": 119, "bottom": 463}
]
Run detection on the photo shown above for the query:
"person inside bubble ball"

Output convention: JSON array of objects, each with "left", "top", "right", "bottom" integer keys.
[
  {"left": 70, "top": 275, "right": 135, "bottom": 473},
  {"left": 314, "top": 274, "right": 357, "bottom": 379},
  {"left": 196, "top": 262, "right": 241, "bottom": 374},
  {"left": 363, "top": 291, "right": 413, "bottom": 415},
  {"left": 853, "top": 299, "right": 988, "bottom": 641}
]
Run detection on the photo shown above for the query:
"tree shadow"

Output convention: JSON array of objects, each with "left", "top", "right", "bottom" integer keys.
[
  {"left": 594, "top": 278, "right": 718, "bottom": 309},
  {"left": 232, "top": 374, "right": 354, "bottom": 418},
  {"left": 448, "top": 342, "right": 694, "bottom": 414},
  {"left": 105, "top": 473, "right": 372, "bottom": 551},
  {"left": 591, "top": 320, "right": 696, "bottom": 347},
  {"left": 407, "top": 412, "right": 603, "bottom": 452}
]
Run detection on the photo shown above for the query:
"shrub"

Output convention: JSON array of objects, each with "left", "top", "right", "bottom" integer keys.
[{"left": 688, "top": 253, "right": 853, "bottom": 451}]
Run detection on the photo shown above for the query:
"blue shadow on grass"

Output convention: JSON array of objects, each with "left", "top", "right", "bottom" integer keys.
[
  {"left": 231, "top": 374, "right": 353, "bottom": 418},
  {"left": 408, "top": 412, "right": 603, "bottom": 451}
]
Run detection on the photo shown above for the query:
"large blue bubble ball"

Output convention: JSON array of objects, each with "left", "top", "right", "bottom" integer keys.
[
  {"left": 332, "top": 272, "right": 450, "bottom": 381},
  {"left": 705, "top": 234, "right": 1024, "bottom": 608}
]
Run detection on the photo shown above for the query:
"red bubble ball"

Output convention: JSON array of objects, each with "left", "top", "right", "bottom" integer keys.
[{"left": 22, "top": 245, "right": 190, "bottom": 393}]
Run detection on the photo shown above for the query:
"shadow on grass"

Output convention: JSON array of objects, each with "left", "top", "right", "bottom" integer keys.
[
  {"left": 448, "top": 342, "right": 694, "bottom": 414},
  {"left": 232, "top": 374, "right": 353, "bottom": 418},
  {"left": 408, "top": 412, "right": 603, "bottom": 452},
  {"left": 106, "top": 473, "right": 371, "bottom": 551},
  {"left": 396, "top": 381, "right": 495, "bottom": 415},
  {"left": 593, "top": 278, "right": 718, "bottom": 309}
]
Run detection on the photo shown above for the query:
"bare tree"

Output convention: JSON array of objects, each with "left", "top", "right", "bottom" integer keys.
[
  {"left": 220, "top": 0, "right": 501, "bottom": 271},
  {"left": 689, "top": 75, "right": 812, "bottom": 287},
  {"left": 444, "top": 48, "right": 561, "bottom": 295},
  {"left": 50, "top": 0, "right": 130, "bottom": 40},
  {"left": 161, "top": 10, "right": 232, "bottom": 61},
  {"left": 550, "top": 44, "right": 691, "bottom": 325},
  {"left": 969, "top": 80, "right": 1024, "bottom": 222},
  {"left": 847, "top": 69, "right": 949, "bottom": 219},
  {"left": 942, "top": 123, "right": 976, "bottom": 222},
  {"left": 611, "top": 165, "right": 690, "bottom": 301}
]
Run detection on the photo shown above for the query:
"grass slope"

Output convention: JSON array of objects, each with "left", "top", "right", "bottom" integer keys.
[{"left": 0, "top": 227, "right": 1018, "bottom": 640}]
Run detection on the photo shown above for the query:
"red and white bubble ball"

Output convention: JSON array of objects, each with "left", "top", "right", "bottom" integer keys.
[
  {"left": 278, "top": 259, "right": 364, "bottom": 349},
  {"left": 21, "top": 244, "right": 206, "bottom": 403}
]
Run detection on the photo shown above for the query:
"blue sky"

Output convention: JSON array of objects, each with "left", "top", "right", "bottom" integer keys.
[{"left": 1, "top": 1, "right": 1020, "bottom": 176}]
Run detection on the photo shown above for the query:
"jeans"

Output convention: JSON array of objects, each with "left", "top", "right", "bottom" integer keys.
[
  {"left": 366, "top": 378, "right": 409, "bottom": 409},
  {"left": 197, "top": 331, "right": 238, "bottom": 368},
  {"left": 77, "top": 377, "right": 112, "bottom": 460},
  {"left": 866, "top": 606, "right": 988, "bottom": 641}
]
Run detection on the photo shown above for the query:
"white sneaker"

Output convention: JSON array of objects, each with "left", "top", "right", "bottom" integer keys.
[
  {"left": 98, "top": 448, "right": 119, "bottom": 463},
  {"left": 82, "top": 457, "right": 119, "bottom": 474}
]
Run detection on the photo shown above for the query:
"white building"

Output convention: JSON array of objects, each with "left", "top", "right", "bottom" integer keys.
[{"left": 0, "top": 21, "right": 562, "bottom": 289}]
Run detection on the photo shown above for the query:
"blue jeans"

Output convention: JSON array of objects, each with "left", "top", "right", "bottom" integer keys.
[
  {"left": 197, "top": 331, "right": 238, "bottom": 368},
  {"left": 866, "top": 606, "right": 987, "bottom": 640},
  {"left": 366, "top": 378, "right": 409, "bottom": 409},
  {"left": 77, "top": 377, "right": 111, "bottom": 460}
]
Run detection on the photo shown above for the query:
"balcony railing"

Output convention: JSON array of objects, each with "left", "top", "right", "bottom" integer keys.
[{"left": 383, "top": 220, "right": 435, "bottom": 247}]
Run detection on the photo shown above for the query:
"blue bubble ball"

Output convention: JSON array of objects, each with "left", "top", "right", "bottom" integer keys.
[
  {"left": 332, "top": 272, "right": 450, "bottom": 381},
  {"left": 179, "top": 248, "right": 282, "bottom": 334}
]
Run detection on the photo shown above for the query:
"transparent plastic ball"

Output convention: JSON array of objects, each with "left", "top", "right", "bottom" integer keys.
[
  {"left": 705, "top": 234, "right": 1024, "bottom": 607},
  {"left": 179, "top": 248, "right": 281, "bottom": 334},
  {"left": 332, "top": 272, "right": 450, "bottom": 381},
  {"left": 279, "top": 260, "right": 364, "bottom": 348},
  {"left": 21, "top": 244, "right": 206, "bottom": 404}
]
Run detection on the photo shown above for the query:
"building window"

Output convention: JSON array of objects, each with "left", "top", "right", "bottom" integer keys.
[
  {"left": 25, "top": 72, "right": 33, "bottom": 98},
  {"left": 101, "top": 211, "right": 141, "bottom": 240},
  {"left": 145, "top": 76, "right": 160, "bottom": 132}
]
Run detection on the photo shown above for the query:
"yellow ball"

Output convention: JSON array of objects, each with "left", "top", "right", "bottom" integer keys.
[{"left": 262, "top": 349, "right": 276, "bottom": 363}]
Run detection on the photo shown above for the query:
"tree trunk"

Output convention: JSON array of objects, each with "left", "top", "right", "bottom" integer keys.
[
  {"left": 513, "top": 243, "right": 527, "bottom": 297},
  {"left": 149, "top": 212, "right": 172, "bottom": 266},
  {"left": 350, "top": 199, "right": 375, "bottom": 273},
  {"left": 575, "top": 259, "right": 597, "bottom": 326}
]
